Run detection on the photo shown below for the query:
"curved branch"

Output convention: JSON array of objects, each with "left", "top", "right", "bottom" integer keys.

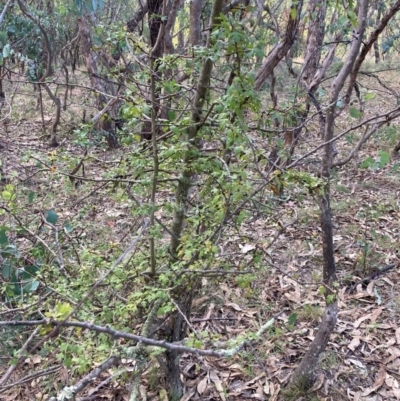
[{"left": 344, "top": 0, "right": 400, "bottom": 105}]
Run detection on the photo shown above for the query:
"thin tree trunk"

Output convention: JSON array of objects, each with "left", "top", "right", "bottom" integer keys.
[
  {"left": 78, "top": 15, "right": 119, "bottom": 149},
  {"left": 141, "top": 0, "right": 164, "bottom": 140},
  {"left": 190, "top": 0, "right": 203, "bottom": 47},
  {"left": 254, "top": 0, "right": 304, "bottom": 90},
  {"left": 164, "top": 0, "right": 181, "bottom": 55},
  {"left": 163, "top": 1, "right": 224, "bottom": 399},
  {"left": 373, "top": 0, "right": 382, "bottom": 63},
  {"left": 289, "top": 0, "right": 369, "bottom": 390},
  {"left": 17, "top": 0, "right": 61, "bottom": 147},
  {"left": 126, "top": 2, "right": 148, "bottom": 33},
  {"left": 344, "top": 0, "right": 400, "bottom": 106}
]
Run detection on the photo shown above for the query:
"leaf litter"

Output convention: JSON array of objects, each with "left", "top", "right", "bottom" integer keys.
[{"left": 0, "top": 73, "right": 399, "bottom": 401}]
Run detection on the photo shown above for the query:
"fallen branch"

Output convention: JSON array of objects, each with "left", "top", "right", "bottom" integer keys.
[{"left": 0, "top": 310, "right": 283, "bottom": 359}]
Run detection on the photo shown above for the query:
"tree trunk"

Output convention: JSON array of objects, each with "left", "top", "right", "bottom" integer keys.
[
  {"left": 190, "top": 0, "right": 203, "bottom": 47},
  {"left": 126, "top": 2, "right": 148, "bottom": 33},
  {"left": 162, "top": 0, "right": 224, "bottom": 398},
  {"left": 289, "top": 0, "right": 369, "bottom": 391},
  {"left": 78, "top": 15, "right": 119, "bottom": 148},
  {"left": 268, "top": 0, "right": 327, "bottom": 172},
  {"left": 344, "top": 0, "right": 400, "bottom": 106},
  {"left": 141, "top": 0, "right": 164, "bottom": 140},
  {"left": 254, "top": 0, "right": 304, "bottom": 90}
]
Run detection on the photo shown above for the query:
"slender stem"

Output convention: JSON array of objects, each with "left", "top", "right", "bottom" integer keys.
[{"left": 149, "top": 56, "right": 159, "bottom": 276}]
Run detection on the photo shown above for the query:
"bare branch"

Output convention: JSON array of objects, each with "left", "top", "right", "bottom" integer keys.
[
  {"left": 47, "top": 356, "right": 120, "bottom": 401},
  {"left": 0, "top": 313, "right": 280, "bottom": 358}
]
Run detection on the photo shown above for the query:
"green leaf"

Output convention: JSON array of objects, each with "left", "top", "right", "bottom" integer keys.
[
  {"left": 290, "top": 7, "right": 297, "bottom": 19},
  {"left": 63, "top": 221, "right": 74, "bottom": 233},
  {"left": 23, "top": 280, "right": 40, "bottom": 292},
  {"left": 54, "top": 303, "right": 73, "bottom": 319},
  {"left": 3, "top": 44, "right": 10, "bottom": 58},
  {"left": 167, "top": 110, "right": 176, "bottom": 121},
  {"left": 364, "top": 92, "right": 375, "bottom": 101},
  {"left": 288, "top": 313, "right": 297, "bottom": 326},
  {"left": 360, "top": 156, "right": 375, "bottom": 169},
  {"left": 22, "top": 265, "right": 40, "bottom": 279},
  {"left": 28, "top": 191, "right": 35, "bottom": 204},
  {"left": 2, "top": 262, "right": 13, "bottom": 279},
  {"left": 349, "top": 107, "right": 362, "bottom": 119},
  {"left": 378, "top": 151, "right": 390, "bottom": 167},
  {"left": 0, "top": 226, "right": 9, "bottom": 246},
  {"left": 2, "top": 190, "right": 12, "bottom": 201},
  {"left": 45, "top": 210, "right": 58, "bottom": 225}
]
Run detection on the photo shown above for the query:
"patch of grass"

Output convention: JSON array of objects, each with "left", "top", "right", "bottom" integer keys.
[
  {"left": 334, "top": 184, "right": 350, "bottom": 194},
  {"left": 320, "top": 351, "right": 339, "bottom": 370},
  {"left": 298, "top": 304, "right": 323, "bottom": 323},
  {"left": 311, "top": 270, "right": 322, "bottom": 282}
]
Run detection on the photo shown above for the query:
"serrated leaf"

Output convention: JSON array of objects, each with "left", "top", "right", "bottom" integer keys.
[{"left": 45, "top": 210, "right": 58, "bottom": 225}]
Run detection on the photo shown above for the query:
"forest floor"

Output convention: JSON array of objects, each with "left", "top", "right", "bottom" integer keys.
[{"left": 0, "top": 63, "right": 400, "bottom": 401}]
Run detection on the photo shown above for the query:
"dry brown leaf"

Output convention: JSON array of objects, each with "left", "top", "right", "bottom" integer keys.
[
  {"left": 346, "top": 358, "right": 365, "bottom": 369},
  {"left": 263, "top": 380, "right": 270, "bottom": 395},
  {"left": 348, "top": 336, "right": 361, "bottom": 351},
  {"left": 354, "top": 313, "right": 372, "bottom": 328},
  {"left": 309, "top": 373, "right": 324, "bottom": 392},
  {"left": 226, "top": 302, "right": 242, "bottom": 311},
  {"left": 140, "top": 385, "right": 147, "bottom": 401},
  {"left": 209, "top": 370, "right": 226, "bottom": 401},
  {"left": 180, "top": 389, "right": 196, "bottom": 401},
  {"left": 361, "top": 365, "right": 386, "bottom": 396},
  {"left": 370, "top": 307, "right": 383, "bottom": 323},
  {"left": 200, "top": 303, "right": 215, "bottom": 329},
  {"left": 367, "top": 281, "right": 375, "bottom": 296},
  {"left": 395, "top": 327, "right": 400, "bottom": 345},
  {"left": 197, "top": 377, "right": 208, "bottom": 395},
  {"left": 239, "top": 243, "right": 256, "bottom": 253},
  {"left": 244, "top": 373, "right": 266, "bottom": 388}
]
